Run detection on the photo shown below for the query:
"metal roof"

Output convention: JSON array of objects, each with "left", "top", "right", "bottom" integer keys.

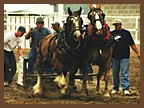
[{"left": 4, "top": 4, "right": 54, "bottom": 15}]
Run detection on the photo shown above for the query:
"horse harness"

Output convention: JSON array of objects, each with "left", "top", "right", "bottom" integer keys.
[
  {"left": 56, "top": 29, "right": 82, "bottom": 56},
  {"left": 86, "top": 23, "right": 113, "bottom": 56}
]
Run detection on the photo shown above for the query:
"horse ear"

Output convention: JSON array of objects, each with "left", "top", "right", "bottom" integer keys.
[
  {"left": 68, "top": 7, "right": 73, "bottom": 16},
  {"left": 88, "top": 4, "right": 94, "bottom": 10},
  {"left": 78, "top": 7, "right": 82, "bottom": 15},
  {"left": 97, "top": 4, "right": 101, "bottom": 8}
]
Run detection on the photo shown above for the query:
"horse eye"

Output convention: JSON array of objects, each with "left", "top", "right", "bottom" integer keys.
[
  {"left": 71, "top": 18, "right": 74, "bottom": 20},
  {"left": 98, "top": 11, "right": 102, "bottom": 15},
  {"left": 90, "top": 12, "right": 93, "bottom": 16}
]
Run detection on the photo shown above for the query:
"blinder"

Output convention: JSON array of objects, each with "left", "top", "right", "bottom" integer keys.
[
  {"left": 66, "top": 15, "right": 83, "bottom": 34},
  {"left": 88, "top": 8, "right": 105, "bottom": 25}
]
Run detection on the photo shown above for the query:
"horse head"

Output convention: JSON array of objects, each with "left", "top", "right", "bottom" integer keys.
[
  {"left": 88, "top": 4, "right": 106, "bottom": 36},
  {"left": 66, "top": 7, "right": 83, "bottom": 41}
]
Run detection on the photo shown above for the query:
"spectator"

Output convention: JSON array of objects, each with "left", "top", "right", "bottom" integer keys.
[
  {"left": 111, "top": 19, "right": 140, "bottom": 95},
  {"left": 25, "top": 17, "right": 52, "bottom": 75},
  {"left": 51, "top": 21, "right": 65, "bottom": 51},
  {"left": 51, "top": 21, "right": 62, "bottom": 35},
  {"left": 4, "top": 26, "right": 26, "bottom": 87}
]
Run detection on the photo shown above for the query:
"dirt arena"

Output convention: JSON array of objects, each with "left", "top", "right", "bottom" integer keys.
[{"left": 4, "top": 47, "right": 140, "bottom": 104}]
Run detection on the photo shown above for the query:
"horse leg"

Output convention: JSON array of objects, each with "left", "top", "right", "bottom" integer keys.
[
  {"left": 96, "top": 67, "right": 103, "bottom": 94},
  {"left": 103, "top": 66, "right": 111, "bottom": 98},
  {"left": 32, "top": 54, "right": 43, "bottom": 96},
  {"left": 32, "top": 71, "right": 43, "bottom": 96},
  {"left": 68, "top": 67, "right": 78, "bottom": 94},
  {"left": 52, "top": 53, "right": 69, "bottom": 95},
  {"left": 81, "top": 67, "right": 89, "bottom": 96},
  {"left": 54, "top": 69, "right": 68, "bottom": 94}
]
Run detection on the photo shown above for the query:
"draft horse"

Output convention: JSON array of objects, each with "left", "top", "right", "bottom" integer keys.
[
  {"left": 80, "top": 4, "right": 113, "bottom": 97},
  {"left": 32, "top": 7, "right": 84, "bottom": 96}
]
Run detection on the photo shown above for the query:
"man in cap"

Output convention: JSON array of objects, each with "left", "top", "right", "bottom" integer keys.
[
  {"left": 111, "top": 19, "right": 140, "bottom": 95},
  {"left": 4, "top": 26, "right": 26, "bottom": 86},
  {"left": 51, "top": 21, "right": 62, "bottom": 35},
  {"left": 51, "top": 21, "right": 64, "bottom": 49},
  {"left": 25, "top": 17, "right": 52, "bottom": 75},
  {"left": 51, "top": 21, "right": 66, "bottom": 51}
]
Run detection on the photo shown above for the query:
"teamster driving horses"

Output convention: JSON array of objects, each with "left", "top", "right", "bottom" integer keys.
[{"left": 51, "top": 21, "right": 63, "bottom": 35}]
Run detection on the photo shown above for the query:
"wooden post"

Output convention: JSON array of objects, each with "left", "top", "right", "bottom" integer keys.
[
  {"left": 16, "top": 57, "right": 29, "bottom": 87},
  {"left": 23, "top": 58, "right": 29, "bottom": 87}
]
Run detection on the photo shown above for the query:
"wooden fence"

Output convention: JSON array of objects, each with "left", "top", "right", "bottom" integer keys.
[{"left": 4, "top": 13, "right": 140, "bottom": 49}]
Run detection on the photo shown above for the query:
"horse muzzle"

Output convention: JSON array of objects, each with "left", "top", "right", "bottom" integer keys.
[
  {"left": 74, "top": 30, "right": 81, "bottom": 41},
  {"left": 96, "top": 29, "right": 103, "bottom": 35},
  {"left": 95, "top": 20, "right": 102, "bottom": 30}
]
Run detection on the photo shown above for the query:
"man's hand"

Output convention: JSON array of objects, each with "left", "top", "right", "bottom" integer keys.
[
  {"left": 137, "top": 52, "right": 140, "bottom": 59},
  {"left": 29, "top": 28, "right": 33, "bottom": 33},
  {"left": 19, "top": 56, "right": 24, "bottom": 61},
  {"left": 25, "top": 28, "right": 33, "bottom": 39}
]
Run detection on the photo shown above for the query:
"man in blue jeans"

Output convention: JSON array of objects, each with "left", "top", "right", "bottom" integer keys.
[
  {"left": 25, "top": 17, "right": 52, "bottom": 75},
  {"left": 111, "top": 19, "right": 140, "bottom": 95},
  {"left": 4, "top": 26, "right": 26, "bottom": 86}
]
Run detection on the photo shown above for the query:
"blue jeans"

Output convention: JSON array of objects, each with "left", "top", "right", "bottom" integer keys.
[
  {"left": 4, "top": 50, "right": 16, "bottom": 84},
  {"left": 28, "top": 48, "right": 38, "bottom": 74},
  {"left": 112, "top": 58, "right": 130, "bottom": 91},
  {"left": 28, "top": 48, "right": 53, "bottom": 74}
]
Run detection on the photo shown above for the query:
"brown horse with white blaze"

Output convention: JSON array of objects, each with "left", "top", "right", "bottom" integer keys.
[{"left": 80, "top": 4, "right": 113, "bottom": 97}]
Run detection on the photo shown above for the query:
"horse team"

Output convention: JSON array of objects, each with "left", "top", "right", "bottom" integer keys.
[{"left": 32, "top": 5, "right": 113, "bottom": 98}]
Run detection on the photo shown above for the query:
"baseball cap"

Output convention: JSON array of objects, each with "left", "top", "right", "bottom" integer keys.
[
  {"left": 51, "top": 21, "right": 60, "bottom": 26},
  {"left": 18, "top": 26, "right": 26, "bottom": 33},
  {"left": 112, "top": 19, "right": 122, "bottom": 25},
  {"left": 36, "top": 17, "right": 44, "bottom": 23}
]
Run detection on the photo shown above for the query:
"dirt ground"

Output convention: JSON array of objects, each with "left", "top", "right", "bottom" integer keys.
[{"left": 4, "top": 47, "right": 140, "bottom": 104}]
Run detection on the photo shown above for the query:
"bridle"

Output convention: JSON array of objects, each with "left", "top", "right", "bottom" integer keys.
[
  {"left": 88, "top": 8, "right": 104, "bottom": 26},
  {"left": 66, "top": 14, "right": 83, "bottom": 35},
  {"left": 87, "top": 8, "right": 106, "bottom": 36}
]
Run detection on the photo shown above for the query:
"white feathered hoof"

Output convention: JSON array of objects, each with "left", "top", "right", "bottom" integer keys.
[
  {"left": 104, "top": 92, "right": 111, "bottom": 98},
  {"left": 32, "top": 84, "right": 42, "bottom": 96},
  {"left": 96, "top": 88, "right": 102, "bottom": 95},
  {"left": 80, "top": 88, "right": 89, "bottom": 96},
  {"left": 60, "top": 88, "right": 67, "bottom": 95}
]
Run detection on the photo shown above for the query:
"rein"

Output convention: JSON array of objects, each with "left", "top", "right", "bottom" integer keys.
[{"left": 87, "top": 22, "right": 111, "bottom": 40}]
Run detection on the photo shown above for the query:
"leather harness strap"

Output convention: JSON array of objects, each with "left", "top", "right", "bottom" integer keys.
[
  {"left": 88, "top": 22, "right": 111, "bottom": 40},
  {"left": 104, "top": 22, "right": 111, "bottom": 40}
]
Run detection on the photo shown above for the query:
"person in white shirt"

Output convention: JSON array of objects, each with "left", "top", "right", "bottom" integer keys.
[{"left": 4, "top": 26, "right": 26, "bottom": 87}]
